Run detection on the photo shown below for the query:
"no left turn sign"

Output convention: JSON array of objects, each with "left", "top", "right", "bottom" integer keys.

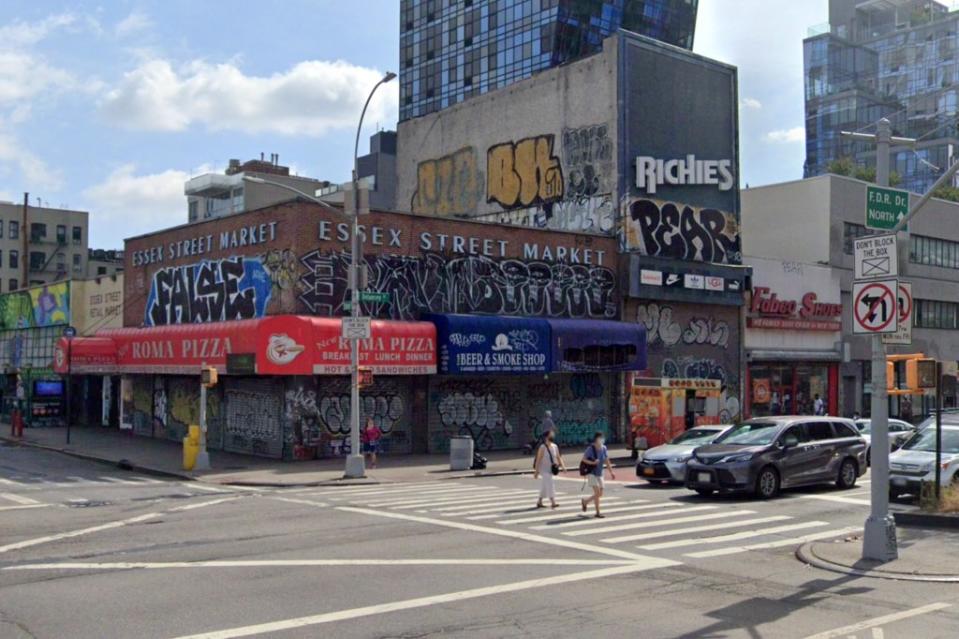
[{"left": 853, "top": 279, "right": 899, "bottom": 334}]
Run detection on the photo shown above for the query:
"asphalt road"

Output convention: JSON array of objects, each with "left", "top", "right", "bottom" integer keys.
[{"left": 2, "top": 442, "right": 958, "bottom": 639}]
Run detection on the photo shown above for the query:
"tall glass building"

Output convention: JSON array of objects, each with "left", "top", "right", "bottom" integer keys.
[
  {"left": 804, "top": 0, "right": 959, "bottom": 194},
  {"left": 399, "top": 0, "right": 699, "bottom": 121}
]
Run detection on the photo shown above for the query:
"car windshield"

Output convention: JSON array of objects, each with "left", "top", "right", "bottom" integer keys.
[
  {"left": 901, "top": 428, "right": 959, "bottom": 454},
  {"left": 715, "top": 422, "right": 780, "bottom": 446},
  {"left": 670, "top": 429, "right": 721, "bottom": 445},
  {"left": 857, "top": 421, "right": 871, "bottom": 434}
]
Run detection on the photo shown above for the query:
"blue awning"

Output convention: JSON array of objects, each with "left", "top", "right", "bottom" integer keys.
[
  {"left": 548, "top": 319, "right": 647, "bottom": 373},
  {"left": 425, "top": 314, "right": 552, "bottom": 375}
]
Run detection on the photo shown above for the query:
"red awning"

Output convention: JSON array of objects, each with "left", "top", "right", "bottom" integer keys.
[
  {"left": 55, "top": 316, "right": 436, "bottom": 377},
  {"left": 53, "top": 337, "right": 117, "bottom": 374}
]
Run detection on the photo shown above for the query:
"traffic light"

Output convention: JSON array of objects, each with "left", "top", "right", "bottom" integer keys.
[
  {"left": 201, "top": 366, "right": 219, "bottom": 388},
  {"left": 906, "top": 358, "right": 937, "bottom": 390},
  {"left": 886, "top": 361, "right": 895, "bottom": 391},
  {"left": 358, "top": 367, "right": 373, "bottom": 388}
]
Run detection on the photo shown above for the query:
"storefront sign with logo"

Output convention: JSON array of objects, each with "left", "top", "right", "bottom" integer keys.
[
  {"left": 640, "top": 269, "right": 663, "bottom": 286},
  {"left": 430, "top": 315, "right": 552, "bottom": 375},
  {"left": 131, "top": 221, "right": 281, "bottom": 267},
  {"left": 752, "top": 378, "right": 771, "bottom": 404},
  {"left": 635, "top": 155, "right": 735, "bottom": 194},
  {"left": 684, "top": 274, "right": 705, "bottom": 290},
  {"left": 748, "top": 286, "right": 842, "bottom": 331}
]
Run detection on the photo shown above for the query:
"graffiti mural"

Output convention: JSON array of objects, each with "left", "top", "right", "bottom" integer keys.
[
  {"left": 225, "top": 386, "right": 283, "bottom": 458},
  {"left": 152, "top": 381, "right": 168, "bottom": 439},
  {"left": 298, "top": 251, "right": 618, "bottom": 320},
  {"left": 411, "top": 147, "right": 484, "bottom": 215},
  {"left": 527, "top": 373, "right": 612, "bottom": 447},
  {"left": 629, "top": 300, "right": 742, "bottom": 422},
  {"left": 487, "top": 135, "right": 564, "bottom": 209},
  {"left": 623, "top": 198, "right": 741, "bottom": 264},
  {"left": 562, "top": 125, "right": 613, "bottom": 200},
  {"left": 145, "top": 256, "right": 272, "bottom": 326},
  {"left": 285, "top": 377, "right": 411, "bottom": 458},
  {"left": 484, "top": 195, "right": 616, "bottom": 234},
  {"left": 262, "top": 249, "right": 298, "bottom": 314},
  {"left": 0, "top": 282, "right": 70, "bottom": 330},
  {"left": 430, "top": 378, "right": 521, "bottom": 453}
]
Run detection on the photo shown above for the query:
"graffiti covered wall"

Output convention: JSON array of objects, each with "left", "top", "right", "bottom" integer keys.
[
  {"left": 622, "top": 198, "right": 742, "bottom": 265},
  {"left": 427, "top": 373, "right": 615, "bottom": 453},
  {"left": 411, "top": 147, "right": 484, "bottom": 215},
  {"left": 628, "top": 300, "right": 742, "bottom": 422},
  {"left": 0, "top": 281, "right": 70, "bottom": 330}
]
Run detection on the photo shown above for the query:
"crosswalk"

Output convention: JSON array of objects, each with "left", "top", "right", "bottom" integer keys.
[
  {"left": 0, "top": 474, "right": 166, "bottom": 489},
  {"left": 305, "top": 481, "right": 860, "bottom": 562}
]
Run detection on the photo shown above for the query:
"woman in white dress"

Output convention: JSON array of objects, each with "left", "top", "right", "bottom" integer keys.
[{"left": 533, "top": 429, "right": 566, "bottom": 509}]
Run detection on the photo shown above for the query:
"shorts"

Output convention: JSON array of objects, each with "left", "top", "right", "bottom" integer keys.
[
  {"left": 587, "top": 474, "right": 604, "bottom": 489},
  {"left": 363, "top": 442, "right": 380, "bottom": 454}
]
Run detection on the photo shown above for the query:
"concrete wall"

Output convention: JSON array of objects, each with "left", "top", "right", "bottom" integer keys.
[
  {"left": 396, "top": 36, "right": 619, "bottom": 234},
  {"left": 741, "top": 176, "right": 832, "bottom": 264}
]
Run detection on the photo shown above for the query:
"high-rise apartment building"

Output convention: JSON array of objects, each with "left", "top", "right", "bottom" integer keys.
[
  {"left": 804, "top": 0, "right": 959, "bottom": 193},
  {"left": 399, "top": 0, "right": 698, "bottom": 121},
  {"left": 0, "top": 199, "right": 89, "bottom": 293}
]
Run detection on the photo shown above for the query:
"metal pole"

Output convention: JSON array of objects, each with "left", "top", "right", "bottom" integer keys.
[
  {"left": 862, "top": 118, "right": 898, "bottom": 562},
  {"left": 936, "top": 361, "right": 943, "bottom": 501},
  {"left": 343, "top": 71, "right": 395, "bottom": 479},
  {"left": 65, "top": 337, "right": 72, "bottom": 445},
  {"left": 195, "top": 363, "right": 211, "bottom": 471}
]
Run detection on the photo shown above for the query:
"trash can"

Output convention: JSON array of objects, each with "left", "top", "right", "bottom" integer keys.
[{"left": 449, "top": 435, "right": 474, "bottom": 471}]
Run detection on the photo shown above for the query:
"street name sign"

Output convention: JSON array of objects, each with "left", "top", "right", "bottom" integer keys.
[
  {"left": 853, "top": 279, "right": 899, "bottom": 334},
  {"left": 882, "top": 281, "right": 913, "bottom": 345},
  {"left": 342, "top": 316, "right": 372, "bottom": 340},
  {"left": 866, "top": 185, "right": 909, "bottom": 231},
  {"left": 854, "top": 233, "right": 898, "bottom": 279}
]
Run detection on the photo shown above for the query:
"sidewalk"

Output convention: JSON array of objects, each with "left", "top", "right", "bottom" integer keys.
[
  {"left": 1, "top": 425, "right": 635, "bottom": 487},
  {"left": 797, "top": 526, "right": 959, "bottom": 582}
]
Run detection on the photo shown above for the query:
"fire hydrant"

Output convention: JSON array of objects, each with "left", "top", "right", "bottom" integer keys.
[{"left": 183, "top": 424, "right": 201, "bottom": 470}]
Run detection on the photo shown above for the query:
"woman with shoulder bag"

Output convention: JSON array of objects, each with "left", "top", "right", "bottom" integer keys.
[
  {"left": 580, "top": 431, "right": 615, "bottom": 518},
  {"left": 533, "top": 429, "right": 565, "bottom": 509}
]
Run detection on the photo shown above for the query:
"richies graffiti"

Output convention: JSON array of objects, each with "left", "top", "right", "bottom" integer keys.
[
  {"left": 411, "top": 147, "right": 484, "bottom": 215},
  {"left": 624, "top": 198, "right": 741, "bottom": 265},
  {"left": 298, "top": 251, "right": 618, "bottom": 320},
  {"left": 145, "top": 256, "right": 272, "bottom": 326},
  {"left": 487, "top": 135, "right": 564, "bottom": 209}
]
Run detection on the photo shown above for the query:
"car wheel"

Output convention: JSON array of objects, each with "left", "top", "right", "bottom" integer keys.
[
  {"left": 836, "top": 458, "right": 858, "bottom": 489},
  {"left": 754, "top": 467, "right": 780, "bottom": 499},
  {"left": 866, "top": 447, "right": 871, "bottom": 467},
  {"left": 695, "top": 488, "right": 714, "bottom": 497}
]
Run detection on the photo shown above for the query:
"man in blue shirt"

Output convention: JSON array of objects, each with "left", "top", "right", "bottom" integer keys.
[{"left": 581, "top": 431, "right": 615, "bottom": 517}]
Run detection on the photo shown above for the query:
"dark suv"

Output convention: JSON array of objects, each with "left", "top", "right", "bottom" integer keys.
[{"left": 685, "top": 416, "right": 867, "bottom": 499}]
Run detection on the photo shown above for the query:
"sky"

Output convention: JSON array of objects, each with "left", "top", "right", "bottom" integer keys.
[{"left": 0, "top": 0, "right": 827, "bottom": 249}]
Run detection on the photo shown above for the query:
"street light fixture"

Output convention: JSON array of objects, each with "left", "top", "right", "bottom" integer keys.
[{"left": 240, "top": 70, "right": 396, "bottom": 479}]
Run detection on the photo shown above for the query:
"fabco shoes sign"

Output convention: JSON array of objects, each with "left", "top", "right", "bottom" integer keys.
[
  {"left": 748, "top": 287, "right": 842, "bottom": 331},
  {"left": 635, "top": 155, "right": 735, "bottom": 194}
]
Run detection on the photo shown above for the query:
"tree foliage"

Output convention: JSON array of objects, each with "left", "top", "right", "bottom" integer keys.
[{"left": 826, "top": 156, "right": 902, "bottom": 187}]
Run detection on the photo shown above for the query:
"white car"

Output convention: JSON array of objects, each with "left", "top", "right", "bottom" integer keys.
[
  {"left": 855, "top": 418, "right": 916, "bottom": 464},
  {"left": 889, "top": 425, "right": 959, "bottom": 499},
  {"left": 636, "top": 425, "right": 731, "bottom": 484}
]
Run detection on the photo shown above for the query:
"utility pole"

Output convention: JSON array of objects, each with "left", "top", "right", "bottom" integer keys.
[{"left": 842, "top": 118, "right": 959, "bottom": 561}]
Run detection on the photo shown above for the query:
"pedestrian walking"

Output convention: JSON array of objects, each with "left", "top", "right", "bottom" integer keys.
[
  {"left": 533, "top": 429, "right": 565, "bottom": 509},
  {"left": 814, "top": 394, "right": 825, "bottom": 416},
  {"left": 580, "top": 431, "right": 615, "bottom": 517},
  {"left": 542, "top": 410, "right": 555, "bottom": 437},
  {"left": 361, "top": 416, "right": 382, "bottom": 469}
]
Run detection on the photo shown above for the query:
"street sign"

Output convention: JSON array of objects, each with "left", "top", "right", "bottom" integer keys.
[
  {"left": 341, "top": 316, "right": 372, "bottom": 340},
  {"left": 882, "top": 282, "right": 913, "bottom": 345},
  {"left": 854, "top": 234, "right": 898, "bottom": 279},
  {"left": 358, "top": 291, "right": 390, "bottom": 303},
  {"left": 866, "top": 185, "right": 909, "bottom": 231},
  {"left": 853, "top": 279, "right": 899, "bottom": 334}
]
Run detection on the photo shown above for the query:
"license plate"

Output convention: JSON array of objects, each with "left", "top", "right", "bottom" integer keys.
[
  {"left": 891, "top": 477, "right": 907, "bottom": 486},
  {"left": 697, "top": 472, "right": 711, "bottom": 483},
  {"left": 643, "top": 467, "right": 655, "bottom": 476}
]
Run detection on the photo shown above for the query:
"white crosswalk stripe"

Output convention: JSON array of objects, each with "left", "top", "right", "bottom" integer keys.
[
  {"left": 601, "top": 515, "right": 792, "bottom": 544},
  {"left": 562, "top": 509, "right": 747, "bottom": 537},
  {"left": 391, "top": 491, "right": 541, "bottom": 511},
  {"left": 0, "top": 475, "right": 168, "bottom": 488},
  {"left": 434, "top": 495, "right": 567, "bottom": 514},
  {"left": 637, "top": 521, "right": 829, "bottom": 551},
  {"left": 364, "top": 488, "right": 530, "bottom": 508},
  {"left": 509, "top": 502, "right": 676, "bottom": 527},
  {"left": 357, "top": 487, "right": 499, "bottom": 506},
  {"left": 684, "top": 526, "right": 861, "bottom": 558},
  {"left": 537, "top": 505, "right": 719, "bottom": 532},
  {"left": 466, "top": 497, "right": 626, "bottom": 520}
]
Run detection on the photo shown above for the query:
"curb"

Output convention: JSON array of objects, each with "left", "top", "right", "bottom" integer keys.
[
  {"left": 893, "top": 511, "right": 959, "bottom": 529},
  {"left": 796, "top": 541, "right": 959, "bottom": 583},
  {"left": 1, "top": 435, "right": 195, "bottom": 482}
]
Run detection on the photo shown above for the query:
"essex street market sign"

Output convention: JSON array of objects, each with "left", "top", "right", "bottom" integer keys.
[
  {"left": 854, "top": 234, "right": 898, "bottom": 280},
  {"left": 853, "top": 279, "right": 899, "bottom": 334},
  {"left": 866, "top": 185, "right": 909, "bottom": 231}
]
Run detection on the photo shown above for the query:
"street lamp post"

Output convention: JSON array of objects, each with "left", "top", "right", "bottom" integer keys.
[{"left": 240, "top": 71, "right": 396, "bottom": 479}]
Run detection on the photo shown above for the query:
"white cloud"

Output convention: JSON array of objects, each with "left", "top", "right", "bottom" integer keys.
[
  {"left": 115, "top": 11, "right": 151, "bottom": 37},
  {"left": 741, "top": 97, "right": 762, "bottom": 110},
  {"left": 765, "top": 127, "right": 806, "bottom": 143},
  {"left": 82, "top": 164, "right": 194, "bottom": 241},
  {"left": 100, "top": 58, "right": 398, "bottom": 136},
  {"left": 0, "top": 130, "right": 63, "bottom": 189},
  {"left": 0, "top": 51, "right": 75, "bottom": 105},
  {"left": 0, "top": 13, "right": 76, "bottom": 49}
]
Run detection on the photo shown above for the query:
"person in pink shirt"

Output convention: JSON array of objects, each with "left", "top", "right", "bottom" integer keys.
[{"left": 361, "top": 416, "right": 383, "bottom": 468}]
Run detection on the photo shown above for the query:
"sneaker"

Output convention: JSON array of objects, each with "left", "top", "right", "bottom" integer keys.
[
  {"left": 551, "top": 503, "right": 559, "bottom": 509},
  {"left": 536, "top": 502, "right": 545, "bottom": 509},
  {"left": 595, "top": 513, "right": 605, "bottom": 518}
]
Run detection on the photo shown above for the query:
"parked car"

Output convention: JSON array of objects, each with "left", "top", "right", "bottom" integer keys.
[
  {"left": 685, "top": 416, "right": 867, "bottom": 499},
  {"left": 636, "top": 425, "right": 732, "bottom": 484},
  {"left": 889, "top": 424, "right": 959, "bottom": 499},
  {"left": 854, "top": 418, "right": 916, "bottom": 464},
  {"left": 916, "top": 409, "right": 959, "bottom": 431}
]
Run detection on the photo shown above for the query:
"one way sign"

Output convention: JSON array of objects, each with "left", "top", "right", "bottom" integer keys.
[{"left": 852, "top": 279, "right": 899, "bottom": 334}]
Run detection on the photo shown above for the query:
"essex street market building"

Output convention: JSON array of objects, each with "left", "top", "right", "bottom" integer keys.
[{"left": 57, "top": 200, "right": 645, "bottom": 459}]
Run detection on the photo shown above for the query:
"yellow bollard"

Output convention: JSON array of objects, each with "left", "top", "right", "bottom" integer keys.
[{"left": 183, "top": 425, "right": 201, "bottom": 470}]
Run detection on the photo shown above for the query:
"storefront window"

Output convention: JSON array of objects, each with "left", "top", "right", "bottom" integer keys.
[{"left": 750, "top": 363, "right": 831, "bottom": 417}]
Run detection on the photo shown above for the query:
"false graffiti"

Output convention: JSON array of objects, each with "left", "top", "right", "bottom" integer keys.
[
  {"left": 624, "top": 198, "right": 742, "bottom": 264},
  {"left": 297, "top": 251, "right": 618, "bottom": 320},
  {"left": 144, "top": 256, "right": 272, "bottom": 326},
  {"left": 487, "top": 135, "right": 564, "bottom": 209},
  {"left": 411, "top": 147, "right": 484, "bottom": 215}
]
